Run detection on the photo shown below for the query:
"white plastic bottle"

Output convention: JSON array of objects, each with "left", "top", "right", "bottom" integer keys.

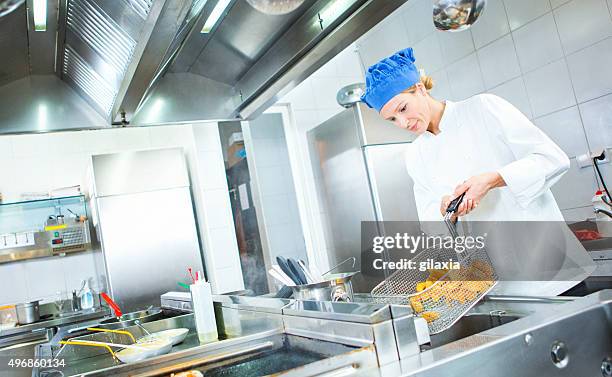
[
  {"left": 592, "top": 190, "right": 612, "bottom": 237},
  {"left": 190, "top": 280, "right": 218, "bottom": 343},
  {"left": 80, "top": 279, "right": 94, "bottom": 310}
]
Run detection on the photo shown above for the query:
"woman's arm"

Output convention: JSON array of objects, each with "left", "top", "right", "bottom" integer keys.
[{"left": 477, "top": 94, "right": 570, "bottom": 208}]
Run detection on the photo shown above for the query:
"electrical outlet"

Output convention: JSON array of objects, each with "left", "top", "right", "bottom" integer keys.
[{"left": 577, "top": 147, "right": 612, "bottom": 168}]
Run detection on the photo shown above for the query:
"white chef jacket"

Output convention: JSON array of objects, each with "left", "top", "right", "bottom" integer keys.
[
  {"left": 404, "top": 94, "right": 596, "bottom": 296},
  {"left": 404, "top": 94, "right": 570, "bottom": 222}
]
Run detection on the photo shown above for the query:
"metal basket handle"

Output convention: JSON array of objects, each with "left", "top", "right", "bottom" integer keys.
[{"left": 322, "top": 257, "right": 356, "bottom": 277}]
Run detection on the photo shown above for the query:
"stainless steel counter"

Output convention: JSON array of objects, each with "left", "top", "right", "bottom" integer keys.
[
  {"left": 0, "top": 307, "right": 108, "bottom": 377},
  {"left": 0, "top": 308, "right": 107, "bottom": 340},
  {"left": 365, "top": 290, "right": 611, "bottom": 377},
  {"left": 31, "top": 291, "right": 612, "bottom": 377}
]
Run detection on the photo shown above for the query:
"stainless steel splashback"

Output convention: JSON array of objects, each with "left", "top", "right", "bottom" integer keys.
[
  {"left": 363, "top": 143, "right": 419, "bottom": 222},
  {"left": 91, "top": 147, "right": 189, "bottom": 197},
  {"left": 356, "top": 102, "right": 416, "bottom": 146},
  {"left": 308, "top": 108, "right": 376, "bottom": 292},
  {"left": 307, "top": 104, "right": 420, "bottom": 292},
  {"left": 90, "top": 148, "right": 203, "bottom": 312}
]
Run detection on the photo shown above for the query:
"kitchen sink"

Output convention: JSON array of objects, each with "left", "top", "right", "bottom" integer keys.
[
  {"left": 569, "top": 220, "right": 612, "bottom": 251},
  {"left": 426, "top": 313, "right": 520, "bottom": 348},
  {"left": 582, "top": 236, "right": 612, "bottom": 251}
]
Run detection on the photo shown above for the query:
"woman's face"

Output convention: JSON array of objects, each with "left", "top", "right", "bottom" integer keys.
[{"left": 379, "top": 84, "right": 431, "bottom": 135}]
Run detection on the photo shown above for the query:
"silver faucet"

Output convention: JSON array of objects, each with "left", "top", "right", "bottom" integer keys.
[{"left": 594, "top": 208, "right": 612, "bottom": 219}]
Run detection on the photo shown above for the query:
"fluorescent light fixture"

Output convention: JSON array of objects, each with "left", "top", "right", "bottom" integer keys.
[
  {"left": 33, "top": 0, "right": 47, "bottom": 31},
  {"left": 201, "top": 0, "right": 231, "bottom": 33},
  {"left": 315, "top": 0, "right": 353, "bottom": 28},
  {"left": 37, "top": 103, "right": 48, "bottom": 130}
]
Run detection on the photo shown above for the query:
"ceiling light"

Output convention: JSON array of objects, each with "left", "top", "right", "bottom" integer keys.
[
  {"left": 246, "top": 0, "right": 303, "bottom": 15},
  {"left": 33, "top": 0, "right": 46, "bottom": 31},
  {"left": 201, "top": 0, "right": 231, "bottom": 34},
  {"left": 315, "top": 0, "right": 353, "bottom": 28},
  {"left": 37, "top": 103, "right": 48, "bottom": 130}
]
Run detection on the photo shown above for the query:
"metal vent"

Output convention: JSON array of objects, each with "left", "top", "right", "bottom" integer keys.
[
  {"left": 63, "top": 45, "right": 116, "bottom": 115},
  {"left": 66, "top": 0, "right": 137, "bottom": 74},
  {"left": 126, "top": 0, "right": 154, "bottom": 20}
]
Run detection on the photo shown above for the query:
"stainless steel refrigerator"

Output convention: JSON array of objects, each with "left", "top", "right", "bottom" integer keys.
[
  {"left": 88, "top": 148, "right": 204, "bottom": 312},
  {"left": 308, "top": 103, "right": 420, "bottom": 292}
]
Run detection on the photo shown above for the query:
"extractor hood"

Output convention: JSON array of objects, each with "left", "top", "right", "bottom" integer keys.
[{"left": 0, "top": 0, "right": 408, "bottom": 133}]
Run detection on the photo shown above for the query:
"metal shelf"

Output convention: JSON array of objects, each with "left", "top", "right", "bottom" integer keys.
[
  {"left": 0, "top": 195, "right": 91, "bottom": 264},
  {"left": 0, "top": 195, "right": 85, "bottom": 209}
]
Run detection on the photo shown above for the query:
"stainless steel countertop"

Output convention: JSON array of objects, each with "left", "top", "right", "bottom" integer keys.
[
  {"left": 0, "top": 307, "right": 108, "bottom": 339},
  {"left": 33, "top": 291, "right": 612, "bottom": 377}
]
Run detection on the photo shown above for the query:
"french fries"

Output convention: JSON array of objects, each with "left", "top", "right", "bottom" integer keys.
[{"left": 409, "top": 262, "right": 495, "bottom": 323}]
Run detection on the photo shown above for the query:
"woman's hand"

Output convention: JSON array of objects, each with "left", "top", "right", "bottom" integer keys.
[
  {"left": 439, "top": 172, "right": 506, "bottom": 219},
  {"left": 440, "top": 194, "right": 476, "bottom": 222}
]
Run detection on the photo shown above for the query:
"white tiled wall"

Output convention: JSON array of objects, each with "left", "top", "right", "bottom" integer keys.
[
  {"left": 0, "top": 124, "right": 241, "bottom": 305},
  {"left": 246, "top": 114, "right": 308, "bottom": 266},
  {"left": 0, "top": 251, "right": 100, "bottom": 306},
  {"left": 191, "top": 123, "right": 244, "bottom": 294},
  {"left": 354, "top": 0, "right": 612, "bottom": 221}
]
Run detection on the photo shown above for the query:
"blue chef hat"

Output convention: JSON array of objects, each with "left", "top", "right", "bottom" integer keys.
[{"left": 360, "top": 47, "right": 420, "bottom": 113}]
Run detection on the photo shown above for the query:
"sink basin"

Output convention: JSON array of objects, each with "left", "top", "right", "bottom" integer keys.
[
  {"left": 581, "top": 236, "right": 612, "bottom": 251},
  {"left": 568, "top": 220, "right": 612, "bottom": 251},
  {"left": 425, "top": 313, "right": 520, "bottom": 349}
]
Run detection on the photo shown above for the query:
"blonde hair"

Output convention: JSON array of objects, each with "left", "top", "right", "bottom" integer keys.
[
  {"left": 404, "top": 74, "right": 435, "bottom": 93},
  {"left": 420, "top": 75, "right": 434, "bottom": 91}
]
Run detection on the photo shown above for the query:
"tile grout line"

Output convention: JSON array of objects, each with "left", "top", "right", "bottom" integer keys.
[
  {"left": 562, "top": 204, "right": 596, "bottom": 211},
  {"left": 531, "top": 92, "right": 612, "bottom": 121},
  {"left": 501, "top": 0, "right": 536, "bottom": 118},
  {"left": 549, "top": 0, "right": 602, "bottom": 192},
  {"left": 504, "top": 0, "right": 552, "bottom": 33}
]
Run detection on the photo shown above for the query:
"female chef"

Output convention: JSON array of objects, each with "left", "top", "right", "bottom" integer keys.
[{"left": 361, "top": 47, "right": 570, "bottom": 222}]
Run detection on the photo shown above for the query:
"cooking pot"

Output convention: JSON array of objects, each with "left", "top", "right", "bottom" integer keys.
[
  {"left": 290, "top": 272, "right": 357, "bottom": 302},
  {"left": 15, "top": 301, "right": 40, "bottom": 324}
]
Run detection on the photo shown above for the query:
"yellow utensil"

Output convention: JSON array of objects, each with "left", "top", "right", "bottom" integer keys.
[
  {"left": 60, "top": 340, "right": 117, "bottom": 360},
  {"left": 87, "top": 327, "right": 137, "bottom": 343}
]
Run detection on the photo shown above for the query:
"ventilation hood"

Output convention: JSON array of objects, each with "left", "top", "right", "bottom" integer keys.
[{"left": 0, "top": 0, "right": 407, "bottom": 134}]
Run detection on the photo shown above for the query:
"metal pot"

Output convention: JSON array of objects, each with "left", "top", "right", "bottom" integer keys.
[
  {"left": 290, "top": 272, "right": 357, "bottom": 302},
  {"left": 96, "top": 308, "right": 162, "bottom": 329},
  {"left": 15, "top": 301, "right": 40, "bottom": 324}
]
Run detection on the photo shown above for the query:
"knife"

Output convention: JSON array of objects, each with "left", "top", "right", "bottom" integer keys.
[
  {"left": 276, "top": 256, "right": 302, "bottom": 285},
  {"left": 288, "top": 258, "right": 308, "bottom": 285}
]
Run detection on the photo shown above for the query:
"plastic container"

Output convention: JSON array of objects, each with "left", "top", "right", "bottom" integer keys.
[
  {"left": 80, "top": 280, "right": 94, "bottom": 310},
  {"left": 190, "top": 280, "right": 218, "bottom": 344},
  {"left": 592, "top": 191, "right": 612, "bottom": 237},
  {"left": 0, "top": 305, "right": 18, "bottom": 330}
]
